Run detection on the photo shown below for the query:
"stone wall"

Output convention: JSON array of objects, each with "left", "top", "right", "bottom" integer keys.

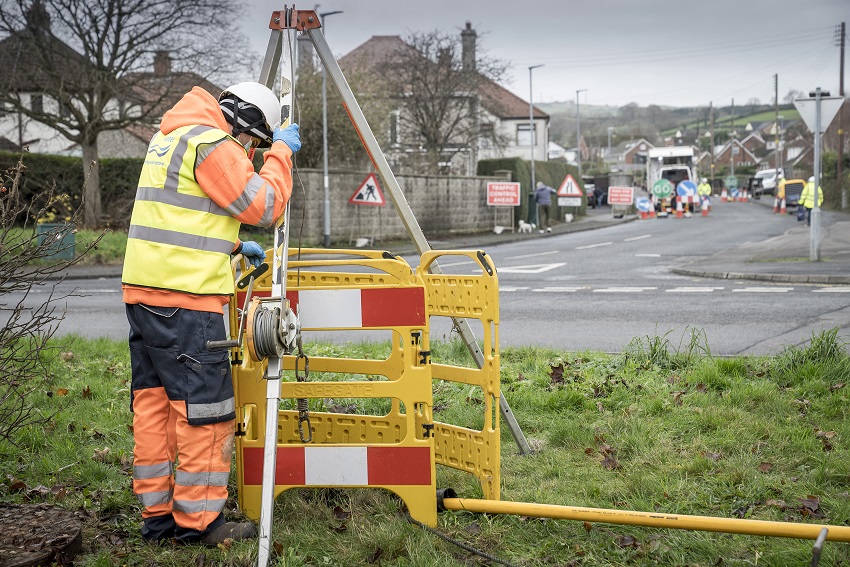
[{"left": 285, "top": 169, "right": 513, "bottom": 245}]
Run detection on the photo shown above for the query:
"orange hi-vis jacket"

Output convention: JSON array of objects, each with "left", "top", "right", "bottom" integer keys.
[{"left": 122, "top": 86, "right": 293, "bottom": 313}]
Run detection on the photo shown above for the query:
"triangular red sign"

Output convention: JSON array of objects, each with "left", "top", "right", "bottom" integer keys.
[
  {"left": 557, "top": 174, "right": 582, "bottom": 197},
  {"left": 348, "top": 173, "right": 386, "bottom": 207}
]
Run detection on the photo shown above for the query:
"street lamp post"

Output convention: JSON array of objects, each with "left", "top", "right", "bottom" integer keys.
[
  {"left": 320, "top": 10, "right": 343, "bottom": 247},
  {"left": 576, "top": 89, "right": 587, "bottom": 179},
  {"left": 527, "top": 64, "right": 543, "bottom": 225},
  {"left": 607, "top": 126, "right": 613, "bottom": 162}
]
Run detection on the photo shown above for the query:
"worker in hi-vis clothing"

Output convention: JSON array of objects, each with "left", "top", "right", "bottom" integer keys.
[
  {"left": 121, "top": 82, "right": 301, "bottom": 546},
  {"left": 800, "top": 175, "right": 824, "bottom": 227},
  {"left": 697, "top": 177, "right": 712, "bottom": 210}
]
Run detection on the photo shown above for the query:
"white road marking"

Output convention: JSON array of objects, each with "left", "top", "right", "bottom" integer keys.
[
  {"left": 505, "top": 250, "right": 560, "bottom": 260},
  {"left": 732, "top": 287, "right": 795, "bottom": 293},
  {"left": 635, "top": 253, "right": 661, "bottom": 257},
  {"left": 499, "top": 287, "right": 530, "bottom": 292},
  {"left": 532, "top": 286, "right": 587, "bottom": 293},
  {"left": 498, "top": 263, "right": 566, "bottom": 274},
  {"left": 593, "top": 287, "right": 657, "bottom": 293},
  {"left": 575, "top": 242, "right": 613, "bottom": 250},
  {"left": 624, "top": 234, "right": 652, "bottom": 242},
  {"left": 666, "top": 287, "right": 725, "bottom": 293},
  {"left": 813, "top": 287, "right": 850, "bottom": 293}
]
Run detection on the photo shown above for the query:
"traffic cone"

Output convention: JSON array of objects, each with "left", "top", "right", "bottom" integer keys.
[
  {"left": 773, "top": 197, "right": 780, "bottom": 213},
  {"left": 701, "top": 200, "right": 709, "bottom": 216},
  {"left": 720, "top": 187, "right": 728, "bottom": 202},
  {"left": 675, "top": 198, "right": 684, "bottom": 218},
  {"left": 779, "top": 198, "right": 786, "bottom": 214}
]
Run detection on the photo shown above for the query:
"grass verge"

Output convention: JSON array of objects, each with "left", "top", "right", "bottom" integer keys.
[{"left": 1, "top": 330, "right": 848, "bottom": 566}]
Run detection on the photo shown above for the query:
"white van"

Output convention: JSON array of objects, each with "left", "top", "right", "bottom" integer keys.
[{"left": 752, "top": 168, "right": 784, "bottom": 196}]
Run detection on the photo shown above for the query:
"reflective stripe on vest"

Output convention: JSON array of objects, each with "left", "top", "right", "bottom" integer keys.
[{"left": 122, "top": 125, "right": 241, "bottom": 296}]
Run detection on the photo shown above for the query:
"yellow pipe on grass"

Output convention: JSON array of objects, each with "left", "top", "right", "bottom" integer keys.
[{"left": 441, "top": 498, "right": 850, "bottom": 542}]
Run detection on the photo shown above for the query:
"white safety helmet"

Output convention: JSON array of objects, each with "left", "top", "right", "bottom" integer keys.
[
  {"left": 701, "top": 178, "right": 707, "bottom": 183},
  {"left": 808, "top": 176, "right": 815, "bottom": 182},
  {"left": 219, "top": 82, "right": 282, "bottom": 148}
]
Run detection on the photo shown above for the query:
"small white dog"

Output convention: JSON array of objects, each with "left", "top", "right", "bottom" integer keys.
[{"left": 517, "top": 220, "right": 536, "bottom": 233}]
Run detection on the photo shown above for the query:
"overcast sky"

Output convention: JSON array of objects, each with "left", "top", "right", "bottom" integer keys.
[{"left": 242, "top": 0, "right": 846, "bottom": 109}]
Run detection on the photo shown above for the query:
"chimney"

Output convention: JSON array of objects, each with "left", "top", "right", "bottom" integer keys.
[
  {"left": 153, "top": 51, "right": 171, "bottom": 76},
  {"left": 461, "top": 22, "right": 476, "bottom": 72}
]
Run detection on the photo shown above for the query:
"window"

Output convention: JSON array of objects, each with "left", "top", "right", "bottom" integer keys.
[
  {"left": 517, "top": 123, "right": 536, "bottom": 146},
  {"left": 479, "top": 122, "right": 494, "bottom": 148},
  {"left": 389, "top": 110, "right": 400, "bottom": 146},
  {"left": 30, "top": 94, "right": 43, "bottom": 114}
]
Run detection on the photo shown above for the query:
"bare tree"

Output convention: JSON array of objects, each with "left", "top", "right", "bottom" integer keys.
[
  {"left": 381, "top": 29, "right": 508, "bottom": 174},
  {"left": 0, "top": 156, "right": 104, "bottom": 442},
  {"left": 0, "top": 0, "right": 253, "bottom": 228}
]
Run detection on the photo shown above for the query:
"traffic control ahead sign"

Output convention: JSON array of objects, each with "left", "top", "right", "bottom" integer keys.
[
  {"left": 607, "top": 186, "right": 634, "bottom": 206},
  {"left": 486, "top": 182, "right": 521, "bottom": 206},
  {"left": 348, "top": 173, "right": 386, "bottom": 206},
  {"left": 557, "top": 174, "right": 583, "bottom": 197}
]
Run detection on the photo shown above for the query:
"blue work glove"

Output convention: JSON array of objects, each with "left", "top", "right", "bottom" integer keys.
[
  {"left": 273, "top": 123, "right": 301, "bottom": 153},
  {"left": 239, "top": 240, "right": 266, "bottom": 268}
]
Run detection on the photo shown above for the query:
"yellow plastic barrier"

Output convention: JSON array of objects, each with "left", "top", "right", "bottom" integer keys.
[{"left": 231, "top": 248, "right": 500, "bottom": 526}]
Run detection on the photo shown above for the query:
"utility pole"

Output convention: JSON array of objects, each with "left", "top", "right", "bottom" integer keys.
[
  {"left": 774, "top": 74, "right": 781, "bottom": 174},
  {"left": 709, "top": 101, "right": 715, "bottom": 186},
  {"left": 320, "top": 10, "right": 343, "bottom": 247},
  {"left": 527, "top": 64, "right": 543, "bottom": 225},
  {"left": 730, "top": 98, "right": 735, "bottom": 178},
  {"left": 838, "top": 22, "right": 846, "bottom": 209},
  {"left": 576, "top": 89, "right": 587, "bottom": 179}
]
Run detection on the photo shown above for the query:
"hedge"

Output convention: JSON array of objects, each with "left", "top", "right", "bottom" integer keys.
[{"left": 0, "top": 150, "right": 268, "bottom": 227}]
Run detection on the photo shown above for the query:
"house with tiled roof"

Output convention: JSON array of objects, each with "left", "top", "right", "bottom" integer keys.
[
  {"left": 336, "top": 23, "right": 548, "bottom": 174},
  {"left": 0, "top": 3, "right": 222, "bottom": 158},
  {"left": 714, "top": 138, "right": 759, "bottom": 169},
  {"left": 606, "top": 138, "right": 654, "bottom": 173}
]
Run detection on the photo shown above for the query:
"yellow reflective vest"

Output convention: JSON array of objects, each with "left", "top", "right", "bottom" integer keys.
[
  {"left": 800, "top": 182, "right": 824, "bottom": 209},
  {"left": 123, "top": 125, "right": 241, "bottom": 297},
  {"left": 697, "top": 182, "right": 711, "bottom": 196}
]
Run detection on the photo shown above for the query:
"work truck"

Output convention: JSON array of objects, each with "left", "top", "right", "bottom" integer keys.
[{"left": 646, "top": 146, "right": 696, "bottom": 214}]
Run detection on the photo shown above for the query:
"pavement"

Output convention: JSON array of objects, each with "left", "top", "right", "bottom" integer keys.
[{"left": 52, "top": 198, "right": 850, "bottom": 285}]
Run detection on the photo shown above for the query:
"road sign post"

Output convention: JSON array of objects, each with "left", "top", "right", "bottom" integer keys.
[{"left": 794, "top": 90, "right": 845, "bottom": 261}]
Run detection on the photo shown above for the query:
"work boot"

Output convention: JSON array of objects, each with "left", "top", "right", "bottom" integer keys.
[
  {"left": 546, "top": 227, "right": 552, "bottom": 233},
  {"left": 198, "top": 521, "right": 257, "bottom": 547}
]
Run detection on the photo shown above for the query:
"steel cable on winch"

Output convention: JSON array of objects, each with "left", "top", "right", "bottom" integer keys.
[{"left": 281, "top": 24, "right": 312, "bottom": 444}]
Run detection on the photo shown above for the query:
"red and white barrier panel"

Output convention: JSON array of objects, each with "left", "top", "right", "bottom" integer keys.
[
  {"left": 242, "top": 446, "right": 432, "bottom": 486},
  {"left": 236, "top": 287, "right": 426, "bottom": 330}
]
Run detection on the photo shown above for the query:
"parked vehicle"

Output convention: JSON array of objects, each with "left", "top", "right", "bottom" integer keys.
[
  {"left": 782, "top": 178, "right": 806, "bottom": 209},
  {"left": 751, "top": 168, "right": 784, "bottom": 197},
  {"left": 646, "top": 147, "right": 695, "bottom": 213}
]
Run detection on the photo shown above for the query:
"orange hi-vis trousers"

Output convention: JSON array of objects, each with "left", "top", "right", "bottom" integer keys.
[{"left": 127, "top": 303, "right": 236, "bottom": 541}]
